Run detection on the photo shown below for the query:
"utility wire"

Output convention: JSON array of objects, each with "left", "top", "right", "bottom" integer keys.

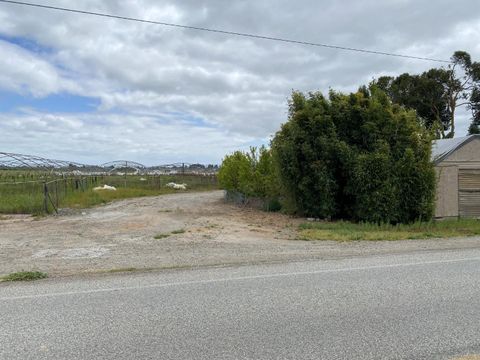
[{"left": 0, "top": 0, "right": 452, "bottom": 63}]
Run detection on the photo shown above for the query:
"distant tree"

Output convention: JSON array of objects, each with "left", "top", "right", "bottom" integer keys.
[
  {"left": 189, "top": 163, "right": 205, "bottom": 169},
  {"left": 468, "top": 82, "right": 480, "bottom": 134},
  {"left": 374, "top": 51, "right": 480, "bottom": 138},
  {"left": 375, "top": 71, "right": 449, "bottom": 138},
  {"left": 445, "top": 51, "right": 480, "bottom": 137}
]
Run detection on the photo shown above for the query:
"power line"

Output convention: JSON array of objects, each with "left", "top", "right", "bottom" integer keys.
[{"left": 0, "top": 0, "right": 451, "bottom": 63}]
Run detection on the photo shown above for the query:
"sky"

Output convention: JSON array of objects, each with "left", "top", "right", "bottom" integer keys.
[{"left": 0, "top": 0, "right": 479, "bottom": 165}]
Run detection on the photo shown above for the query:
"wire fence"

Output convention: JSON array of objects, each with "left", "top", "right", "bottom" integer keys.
[
  {"left": 0, "top": 173, "right": 217, "bottom": 215},
  {"left": 0, "top": 152, "right": 219, "bottom": 214},
  {"left": 224, "top": 190, "right": 281, "bottom": 212},
  {"left": 0, "top": 176, "right": 99, "bottom": 214}
]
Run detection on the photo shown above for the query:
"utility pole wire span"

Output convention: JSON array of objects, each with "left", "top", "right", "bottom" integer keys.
[{"left": 0, "top": 0, "right": 452, "bottom": 63}]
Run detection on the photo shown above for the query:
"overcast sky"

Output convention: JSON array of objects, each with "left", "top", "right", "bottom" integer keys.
[{"left": 0, "top": 0, "right": 479, "bottom": 165}]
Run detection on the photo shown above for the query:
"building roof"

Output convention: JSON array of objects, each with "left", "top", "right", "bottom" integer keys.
[{"left": 432, "top": 134, "right": 480, "bottom": 164}]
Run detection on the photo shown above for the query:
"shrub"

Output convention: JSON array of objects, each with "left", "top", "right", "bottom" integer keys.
[
  {"left": 217, "top": 151, "right": 252, "bottom": 194},
  {"left": 218, "top": 146, "right": 279, "bottom": 200},
  {"left": 271, "top": 88, "right": 435, "bottom": 223}
]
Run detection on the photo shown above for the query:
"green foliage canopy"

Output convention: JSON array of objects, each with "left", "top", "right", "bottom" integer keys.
[
  {"left": 218, "top": 146, "right": 278, "bottom": 199},
  {"left": 271, "top": 88, "right": 436, "bottom": 223},
  {"left": 375, "top": 51, "right": 480, "bottom": 138}
]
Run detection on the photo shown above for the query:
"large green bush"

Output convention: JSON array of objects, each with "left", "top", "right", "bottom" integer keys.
[{"left": 271, "top": 88, "right": 436, "bottom": 223}]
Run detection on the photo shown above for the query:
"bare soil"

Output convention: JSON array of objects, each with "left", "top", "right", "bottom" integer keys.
[{"left": 1, "top": 190, "right": 480, "bottom": 277}]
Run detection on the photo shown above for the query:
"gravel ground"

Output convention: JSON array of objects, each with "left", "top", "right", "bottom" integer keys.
[{"left": 1, "top": 190, "right": 480, "bottom": 277}]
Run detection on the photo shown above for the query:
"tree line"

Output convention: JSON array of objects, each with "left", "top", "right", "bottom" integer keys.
[{"left": 374, "top": 51, "right": 480, "bottom": 138}]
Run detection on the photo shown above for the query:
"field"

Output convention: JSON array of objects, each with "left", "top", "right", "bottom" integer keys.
[{"left": 0, "top": 170, "right": 217, "bottom": 214}]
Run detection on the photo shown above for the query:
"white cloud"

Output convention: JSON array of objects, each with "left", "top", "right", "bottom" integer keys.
[
  {"left": 0, "top": 110, "right": 254, "bottom": 164},
  {"left": 0, "top": 0, "right": 479, "bottom": 163},
  {"left": 0, "top": 40, "right": 77, "bottom": 96}
]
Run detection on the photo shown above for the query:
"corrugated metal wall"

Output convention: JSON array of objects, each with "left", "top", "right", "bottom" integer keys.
[{"left": 458, "top": 169, "right": 480, "bottom": 218}]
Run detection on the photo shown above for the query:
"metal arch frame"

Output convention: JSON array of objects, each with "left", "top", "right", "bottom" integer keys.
[
  {"left": 0, "top": 152, "right": 85, "bottom": 170},
  {"left": 100, "top": 160, "right": 147, "bottom": 173},
  {"left": 0, "top": 152, "right": 219, "bottom": 174}
]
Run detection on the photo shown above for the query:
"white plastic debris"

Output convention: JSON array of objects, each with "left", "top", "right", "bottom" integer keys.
[
  {"left": 93, "top": 184, "right": 117, "bottom": 191},
  {"left": 165, "top": 182, "right": 187, "bottom": 190}
]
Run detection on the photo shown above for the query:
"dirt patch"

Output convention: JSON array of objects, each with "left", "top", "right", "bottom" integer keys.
[
  {"left": 1, "top": 190, "right": 480, "bottom": 277},
  {"left": 32, "top": 247, "right": 110, "bottom": 259}
]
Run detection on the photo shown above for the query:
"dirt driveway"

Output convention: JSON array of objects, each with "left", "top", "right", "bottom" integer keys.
[{"left": 1, "top": 190, "right": 480, "bottom": 277}]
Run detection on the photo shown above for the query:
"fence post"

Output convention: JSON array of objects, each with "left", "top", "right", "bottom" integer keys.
[
  {"left": 43, "top": 182, "right": 49, "bottom": 214},
  {"left": 55, "top": 180, "right": 59, "bottom": 209}
]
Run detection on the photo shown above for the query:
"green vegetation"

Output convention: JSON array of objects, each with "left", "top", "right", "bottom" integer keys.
[
  {"left": 154, "top": 233, "right": 170, "bottom": 239},
  {"left": 219, "top": 87, "right": 436, "bottom": 224},
  {"left": 299, "top": 219, "right": 480, "bottom": 241},
  {"left": 217, "top": 50, "right": 480, "bottom": 226},
  {"left": 1, "top": 271, "right": 48, "bottom": 282},
  {"left": 0, "top": 173, "right": 218, "bottom": 214},
  {"left": 0, "top": 181, "right": 46, "bottom": 214},
  {"left": 218, "top": 146, "right": 278, "bottom": 198},
  {"left": 154, "top": 229, "right": 186, "bottom": 239},
  {"left": 374, "top": 51, "right": 480, "bottom": 138},
  {"left": 171, "top": 229, "right": 186, "bottom": 234},
  {"left": 218, "top": 146, "right": 281, "bottom": 211},
  {"left": 272, "top": 88, "right": 436, "bottom": 223}
]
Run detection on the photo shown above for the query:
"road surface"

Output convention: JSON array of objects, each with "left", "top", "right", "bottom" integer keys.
[{"left": 1, "top": 249, "right": 479, "bottom": 359}]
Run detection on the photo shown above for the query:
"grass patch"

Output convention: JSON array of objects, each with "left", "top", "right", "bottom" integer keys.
[
  {"left": 0, "top": 172, "right": 218, "bottom": 214},
  {"left": 154, "top": 233, "right": 170, "bottom": 239},
  {"left": 298, "top": 219, "right": 480, "bottom": 241},
  {"left": 171, "top": 229, "right": 186, "bottom": 235},
  {"left": 155, "top": 229, "right": 186, "bottom": 239},
  {"left": 1, "top": 271, "right": 48, "bottom": 282},
  {"left": 0, "top": 192, "right": 45, "bottom": 215}
]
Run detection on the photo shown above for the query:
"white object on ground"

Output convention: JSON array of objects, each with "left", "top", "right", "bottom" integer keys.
[
  {"left": 93, "top": 184, "right": 117, "bottom": 191},
  {"left": 140, "top": 178, "right": 147, "bottom": 181},
  {"left": 165, "top": 182, "right": 187, "bottom": 190}
]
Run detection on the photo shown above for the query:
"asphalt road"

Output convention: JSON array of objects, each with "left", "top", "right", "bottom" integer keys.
[{"left": 1, "top": 249, "right": 480, "bottom": 360}]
